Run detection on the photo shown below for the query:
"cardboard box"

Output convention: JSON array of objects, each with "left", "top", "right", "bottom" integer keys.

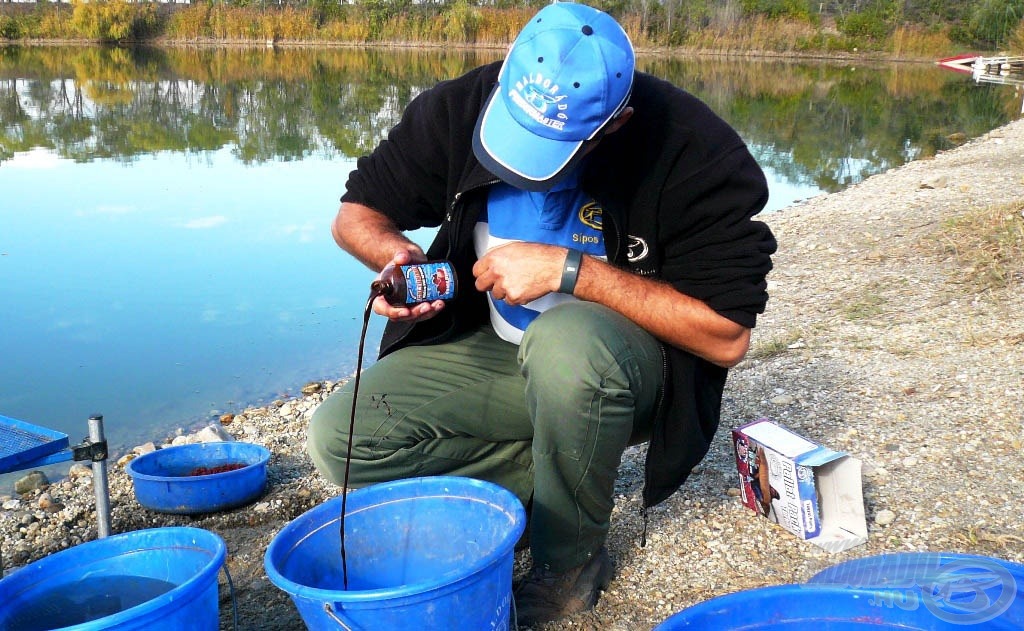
[{"left": 732, "top": 418, "right": 867, "bottom": 552}]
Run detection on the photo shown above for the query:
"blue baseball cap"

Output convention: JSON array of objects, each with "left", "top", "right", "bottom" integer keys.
[{"left": 473, "top": 2, "right": 635, "bottom": 191}]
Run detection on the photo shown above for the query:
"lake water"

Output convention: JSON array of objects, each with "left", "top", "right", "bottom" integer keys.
[{"left": 1, "top": 46, "right": 1020, "bottom": 479}]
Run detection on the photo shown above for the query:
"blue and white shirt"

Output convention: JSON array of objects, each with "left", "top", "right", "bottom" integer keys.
[{"left": 473, "top": 172, "right": 606, "bottom": 344}]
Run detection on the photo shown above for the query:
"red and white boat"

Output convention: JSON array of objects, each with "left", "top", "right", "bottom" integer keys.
[{"left": 937, "top": 53, "right": 982, "bottom": 74}]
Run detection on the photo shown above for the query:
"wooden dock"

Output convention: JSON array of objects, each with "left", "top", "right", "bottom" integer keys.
[{"left": 971, "top": 55, "right": 1024, "bottom": 77}]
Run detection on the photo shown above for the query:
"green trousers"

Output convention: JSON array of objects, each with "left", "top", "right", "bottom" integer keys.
[{"left": 308, "top": 301, "right": 663, "bottom": 572}]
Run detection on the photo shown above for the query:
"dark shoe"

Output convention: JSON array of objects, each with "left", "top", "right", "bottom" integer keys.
[{"left": 513, "top": 548, "right": 614, "bottom": 627}]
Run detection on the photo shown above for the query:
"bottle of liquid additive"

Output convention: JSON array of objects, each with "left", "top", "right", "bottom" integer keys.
[{"left": 371, "top": 261, "right": 457, "bottom": 306}]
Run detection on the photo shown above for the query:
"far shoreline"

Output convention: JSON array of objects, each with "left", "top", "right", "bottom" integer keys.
[{"left": 2, "top": 36, "right": 958, "bottom": 66}]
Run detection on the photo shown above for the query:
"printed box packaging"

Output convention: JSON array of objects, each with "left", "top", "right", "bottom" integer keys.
[{"left": 732, "top": 418, "right": 868, "bottom": 552}]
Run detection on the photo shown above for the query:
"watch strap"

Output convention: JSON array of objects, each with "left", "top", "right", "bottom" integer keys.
[{"left": 559, "top": 248, "right": 583, "bottom": 295}]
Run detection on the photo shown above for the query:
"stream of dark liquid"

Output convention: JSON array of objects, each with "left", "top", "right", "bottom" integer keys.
[{"left": 340, "top": 291, "right": 377, "bottom": 590}]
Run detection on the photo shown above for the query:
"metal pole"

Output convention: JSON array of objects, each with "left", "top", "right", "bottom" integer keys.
[{"left": 88, "top": 415, "right": 112, "bottom": 538}]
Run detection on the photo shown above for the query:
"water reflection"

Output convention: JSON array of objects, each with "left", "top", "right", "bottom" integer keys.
[
  {"left": 2, "top": 47, "right": 1019, "bottom": 189},
  {"left": 0, "top": 46, "right": 1019, "bottom": 463},
  {"left": 646, "top": 56, "right": 1018, "bottom": 193},
  {"left": 0, "top": 46, "right": 505, "bottom": 165}
]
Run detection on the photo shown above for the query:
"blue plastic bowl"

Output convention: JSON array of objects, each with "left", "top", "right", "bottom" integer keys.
[
  {"left": 654, "top": 583, "right": 1021, "bottom": 630},
  {"left": 126, "top": 441, "right": 270, "bottom": 514},
  {"left": 808, "top": 552, "right": 1024, "bottom": 629}
]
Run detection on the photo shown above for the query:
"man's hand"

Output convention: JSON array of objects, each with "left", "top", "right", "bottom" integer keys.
[{"left": 473, "top": 242, "right": 564, "bottom": 305}]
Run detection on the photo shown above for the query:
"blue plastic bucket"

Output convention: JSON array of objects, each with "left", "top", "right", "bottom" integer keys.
[
  {"left": 0, "top": 527, "right": 226, "bottom": 631},
  {"left": 126, "top": 441, "right": 270, "bottom": 514},
  {"left": 654, "top": 583, "right": 1021, "bottom": 630},
  {"left": 264, "top": 476, "right": 526, "bottom": 630}
]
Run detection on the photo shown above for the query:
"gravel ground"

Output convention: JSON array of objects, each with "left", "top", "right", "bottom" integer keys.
[{"left": 2, "top": 117, "right": 1023, "bottom": 630}]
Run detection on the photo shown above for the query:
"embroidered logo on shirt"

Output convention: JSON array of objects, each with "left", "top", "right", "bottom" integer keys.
[
  {"left": 579, "top": 201, "right": 602, "bottom": 231},
  {"left": 511, "top": 73, "right": 569, "bottom": 131}
]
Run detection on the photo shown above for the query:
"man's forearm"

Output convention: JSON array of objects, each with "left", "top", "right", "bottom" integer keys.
[
  {"left": 572, "top": 254, "right": 751, "bottom": 368},
  {"left": 332, "top": 202, "right": 424, "bottom": 271}
]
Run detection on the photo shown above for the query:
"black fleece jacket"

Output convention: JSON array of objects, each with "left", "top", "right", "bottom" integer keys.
[{"left": 341, "top": 61, "right": 777, "bottom": 509}]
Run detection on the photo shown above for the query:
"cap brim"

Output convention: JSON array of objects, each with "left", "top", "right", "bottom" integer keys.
[{"left": 473, "top": 85, "right": 588, "bottom": 192}]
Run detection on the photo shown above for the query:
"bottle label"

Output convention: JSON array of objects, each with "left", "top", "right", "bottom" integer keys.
[{"left": 402, "top": 262, "right": 456, "bottom": 303}]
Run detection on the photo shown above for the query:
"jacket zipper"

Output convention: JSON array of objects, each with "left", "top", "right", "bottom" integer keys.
[{"left": 446, "top": 179, "right": 499, "bottom": 257}]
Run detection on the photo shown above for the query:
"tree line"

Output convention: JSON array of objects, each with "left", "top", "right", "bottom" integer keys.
[{"left": 0, "top": 0, "right": 1022, "bottom": 56}]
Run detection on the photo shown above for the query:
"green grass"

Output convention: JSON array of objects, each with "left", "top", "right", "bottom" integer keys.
[
  {"left": 932, "top": 200, "right": 1024, "bottom": 292},
  {"left": 842, "top": 289, "right": 887, "bottom": 321}
]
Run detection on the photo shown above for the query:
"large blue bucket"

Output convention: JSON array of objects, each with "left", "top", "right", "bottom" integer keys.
[
  {"left": 0, "top": 527, "right": 226, "bottom": 631},
  {"left": 264, "top": 476, "right": 526, "bottom": 630}
]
